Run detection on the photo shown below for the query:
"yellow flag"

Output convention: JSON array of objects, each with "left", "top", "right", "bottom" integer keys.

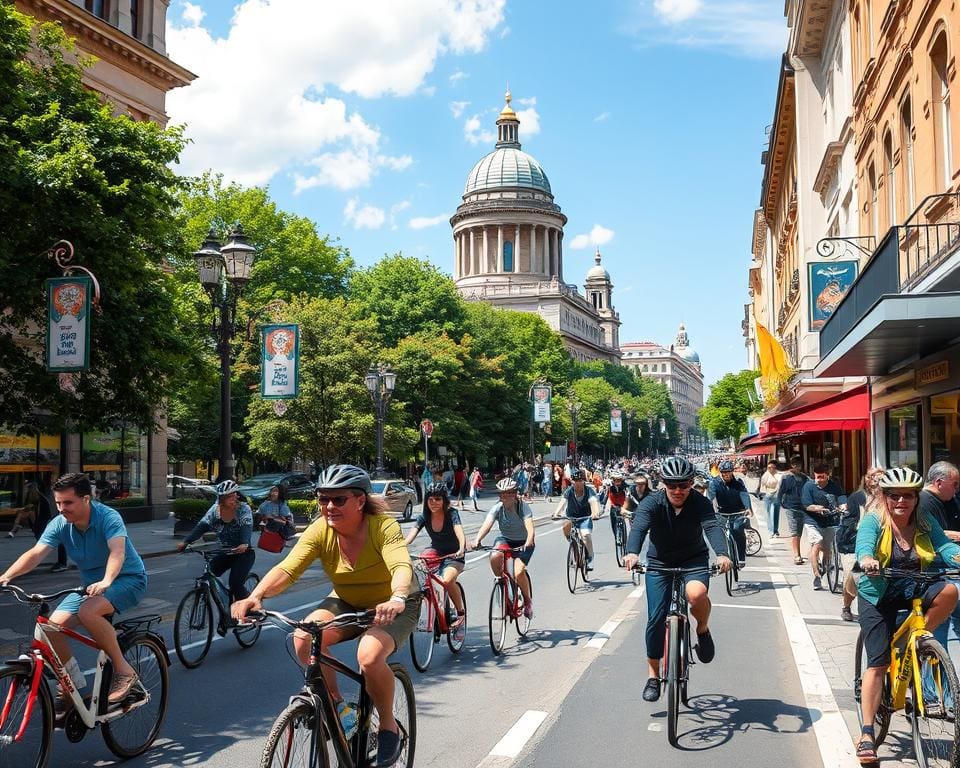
[{"left": 755, "top": 322, "right": 788, "bottom": 380}]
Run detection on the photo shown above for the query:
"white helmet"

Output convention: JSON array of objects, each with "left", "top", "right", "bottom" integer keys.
[
  {"left": 496, "top": 477, "right": 519, "bottom": 493},
  {"left": 878, "top": 466, "right": 923, "bottom": 490},
  {"left": 215, "top": 479, "right": 239, "bottom": 497}
]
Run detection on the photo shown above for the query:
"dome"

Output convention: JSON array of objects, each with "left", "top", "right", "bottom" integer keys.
[
  {"left": 586, "top": 248, "right": 610, "bottom": 281},
  {"left": 674, "top": 323, "right": 700, "bottom": 363},
  {"left": 464, "top": 147, "right": 552, "bottom": 196},
  {"left": 676, "top": 347, "right": 700, "bottom": 363}
]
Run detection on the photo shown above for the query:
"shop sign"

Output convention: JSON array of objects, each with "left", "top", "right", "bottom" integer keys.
[
  {"left": 46, "top": 276, "right": 92, "bottom": 372},
  {"left": 531, "top": 384, "right": 552, "bottom": 424},
  {"left": 808, "top": 261, "right": 859, "bottom": 331},
  {"left": 916, "top": 361, "right": 949, "bottom": 388},
  {"left": 261, "top": 324, "right": 299, "bottom": 399}
]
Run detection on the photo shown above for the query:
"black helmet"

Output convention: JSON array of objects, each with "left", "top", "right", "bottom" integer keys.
[
  {"left": 315, "top": 464, "right": 373, "bottom": 494},
  {"left": 425, "top": 482, "right": 450, "bottom": 500},
  {"left": 660, "top": 457, "right": 695, "bottom": 482},
  {"left": 719, "top": 460, "right": 735, "bottom": 472},
  {"left": 569, "top": 468, "right": 584, "bottom": 481}
]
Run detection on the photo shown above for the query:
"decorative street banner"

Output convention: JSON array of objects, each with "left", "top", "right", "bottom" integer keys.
[
  {"left": 531, "top": 383, "right": 552, "bottom": 424},
  {"left": 46, "top": 276, "right": 92, "bottom": 372},
  {"left": 659, "top": 418, "right": 667, "bottom": 435},
  {"left": 610, "top": 407, "right": 622, "bottom": 434},
  {"left": 808, "top": 260, "right": 859, "bottom": 331},
  {"left": 261, "top": 324, "right": 299, "bottom": 399}
]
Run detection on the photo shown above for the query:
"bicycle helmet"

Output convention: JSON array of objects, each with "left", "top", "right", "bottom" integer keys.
[
  {"left": 496, "top": 477, "right": 519, "bottom": 493},
  {"left": 878, "top": 466, "right": 923, "bottom": 490},
  {"left": 718, "top": 460, "right": 735, "bottom": 472},
  {"left": 568, "top": 468, "right": 584, "bottom": 481},
  {"left": 692, "top": 475, "right": 708, "bottom": 489},
  {"left": 215, "top": 479, "right": 239, "bottom": 497},
  {"left": 315, "top": 464, "right": 373, "bottom": 494},
  {"left": 425, "top": 482, "right": 450, "bottom": 500},
  {"left": 610, "top": 470, "right": 624, "bottom": 481},
  {"left": 659, "top": 456, "right": 695, "bottom": 482}
]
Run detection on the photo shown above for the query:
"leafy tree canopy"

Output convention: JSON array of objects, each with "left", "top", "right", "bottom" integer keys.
[{"left": 699, "top": 370, "right": 759, "bottom": 442}]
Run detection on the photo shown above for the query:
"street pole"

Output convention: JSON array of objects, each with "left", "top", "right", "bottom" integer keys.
[
  {"left": 218, "top": 314, "right": 233, "bottom": 482},
  {"left": 647, "top": 415, "right": 654, "bottom": 458},
  {"left": 365, "top": 364, "right": 396, "bottom": 479}
]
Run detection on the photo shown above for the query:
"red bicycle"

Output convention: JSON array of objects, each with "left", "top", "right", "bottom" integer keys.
[
  {"left": 408, "top": 552, "right": 467, "bottom": 672},
  {"left": 0, "top": 583, "right": 169, "bottom": 768},
  {"left": 476, "top": 545, "right": 533, "bottom": 655}
]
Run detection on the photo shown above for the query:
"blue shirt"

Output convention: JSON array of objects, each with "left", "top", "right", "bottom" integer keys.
[
  {"left": 186, "top": 502, "right": 254, "bottom": 548},
  {"left": 777, "top": 471, "right": 809, "bottom": 510},
  {"left": 39, "top": 500, "right": 146, "bottom": 584},
  {"left": 707, "top": 477, "right": 751, "bottom": 514},
  {"left": 562, "top": 486, "right": 596, "bottom": 518}
]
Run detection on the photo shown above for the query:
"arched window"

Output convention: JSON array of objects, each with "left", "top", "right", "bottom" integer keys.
[
  {"left": 899, "top": 95, "right": 916, "bottom": 213},
  {"left": 867, "top": 160, "right": 879, "bottom": 235},
  {"left": 883, "top": 129, "right": 897, "bottom": 227},
  {"left": 503, "top": 241, "right": 513, "bottom": 272},
  {"left": 930, "top": 30, "right": 953, "bottom": 191}
]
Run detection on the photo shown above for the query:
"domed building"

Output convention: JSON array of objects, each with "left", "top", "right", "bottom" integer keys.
[{"left": 450, "top": 91, "right": 620, "bottom": 362}]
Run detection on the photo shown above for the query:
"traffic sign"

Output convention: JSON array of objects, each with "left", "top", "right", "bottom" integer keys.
[{"left": 420, "top": 419, "right": 434, "bottom": 438}]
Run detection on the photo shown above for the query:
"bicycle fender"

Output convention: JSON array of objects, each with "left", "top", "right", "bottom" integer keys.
[{"left": 119, "top": 630, "right": 172, "bottom": 668}]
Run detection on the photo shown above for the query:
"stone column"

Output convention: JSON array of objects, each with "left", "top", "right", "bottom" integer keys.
[
  {"left": 497, "top": 226, "right": 504, "bottom": 273},
  {"left": 558, "top": 230, "right": 564, "bottom": 282},
  {"left": 551, "top": 229, "right": 559, "bottom": 280},
  {"left": 515, "top": 225, "right": 521, "bottom": 272},
  {"left": 482, "top": 227, "right": 489, "bottom": 273},
  {"left": 531, "top": 225, "right": 538, "bottom": 274},
  {"left": 470, "top": 229, "right": 477, "bottom": 275},
  {"left": 454, "top": 233, "right": 460, "bottom": 279}
]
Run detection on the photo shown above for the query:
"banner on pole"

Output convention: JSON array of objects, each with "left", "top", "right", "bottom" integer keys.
[
  {"left": 659, "top": 417, "right": 667, "bottom": 435},
  {"left": 261, "top": 324, "right": 299, "bottom": 399},
  {"left": 610, "top": 408, "right": 622, "bottom": 434},
  {"left": 46, "top": 276, "right": 92, "bottom": 372},
  {"left": 531, "top": 383, "right": 552, "bottom": 424}
]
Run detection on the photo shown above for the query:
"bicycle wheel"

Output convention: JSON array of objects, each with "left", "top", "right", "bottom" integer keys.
[
  {"left": 579, "top": 539, "right": 590, "bottom": 583},
  {"left": 102, "top": 634, "right": 169, "bottom": 759},
  {"left": 745, "top": 527, "right": 762, "bottom": 556},
  {"left": 666, "top": 615, "right": 682, "bottom": 747},
  {"left": 488, "top": 579, "right": 508, "bottom": 655},
  {"left": 910, "top": 635, "right": 960, "bottom": 768},
  {"left": 259, "top": 700, "right": 327, "bottom": 768},
  {"left": 566, "top": 538, "right": 579, "bottom": 594},
  {"left": 724, "top": 532, "right": 735, "bottom": 596},
  {"left": 235, "top": 573, "right": 262, "bottom": 648},
  {"left": 826, "top": 541, "right": 842, "bottom": 594},
  {"left": 409, "top": 591, "right": 436, "bottom": 672},
  {"left": 357, "top": 663, "right": 416, "bottom": 768},
  {"left": 516, "top": 573, "right": 533, "bottom": 637},
  {"left": 614, "top": 516, "right": 626, "bottom": 568},
  {"left": 446, "top": 583, "right": 467, "bottom": 654},
  {"left": 854, "top": 630, "right": 892, "bottom": 746},
  {"left": 0, "top": 664, "right": 52, "bottom": 768},
  {"left": 174, "top": 587, "right": 213, "bottom": 668},
  {"left": 680, "top": 619, "right": 691, "bottom": 707}
]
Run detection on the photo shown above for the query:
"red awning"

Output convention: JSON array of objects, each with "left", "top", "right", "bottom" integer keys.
[
  {"left": 760, "top": 385, "right": 869, "bottom": 439},
  {"left": 740, "top": 444, "right": 775, "bottom": 456}
]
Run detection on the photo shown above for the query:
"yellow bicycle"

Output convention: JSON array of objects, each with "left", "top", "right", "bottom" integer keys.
[{"left": 853, "top": 568, "right": 960, "bottom": 767}]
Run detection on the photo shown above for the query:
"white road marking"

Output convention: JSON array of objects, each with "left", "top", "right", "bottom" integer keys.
[
  {"left": 466, "top": 522, "right": 564, "bottom": 565},
  {"left": 647, "top": 722, "right": 662, "bottom": 732},
  {"left": 144, "top": 568, "right": 170, "bottom": 576},
  {"left": 488, "top": 710, "right": 548, "bottom": 758},
  {"left": 586, "top": 585, "right": 644, "bottom": 648},
  {"left": 711, "top": 602, "right": 780, "bottom": 611}
]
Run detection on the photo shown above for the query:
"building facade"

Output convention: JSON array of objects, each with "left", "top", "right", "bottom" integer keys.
[{"left": 451, "top": 92, "right": 621, "bottom": 363}]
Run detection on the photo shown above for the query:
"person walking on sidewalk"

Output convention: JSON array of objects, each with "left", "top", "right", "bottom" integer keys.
[
  {"left": 801, "top": 463, "right": 847, "bottom": 591},
  {"left": 777, "top": 456, "right": 810, "bottom": 566},
  {"left": 468, "top": 467, "right": 483, "bottom": 511},
  {"left": 920, "top": 461, "right": 960, "bottom": 649},
  {"left": 838, "top": 467, "right": 884, "bottom": 621},
  {"left": 759, "top": 461, "right": 782, "bottom": 537}
]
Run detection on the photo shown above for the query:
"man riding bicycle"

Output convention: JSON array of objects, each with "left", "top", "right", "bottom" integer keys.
[
  {"left": 801, "top": 463, "right": 847, "bottom": 591},
  {"left": 0, "top": 473, "right": 147, "bottom": 705},
  {"left": 623, "top": 457, "right": 732, "bottom": 703},
  {"left": 606, "top": 471, "right": 629, "bottom": 541},
  {"left": 706, "top": 460, "right": 753, "bottom": 567},
  {"left": 551, "top": 469, "right": 601, "bottom": 570}
]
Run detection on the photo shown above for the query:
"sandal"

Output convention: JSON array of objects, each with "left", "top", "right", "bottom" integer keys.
[
  {"left": 794, "top": 556, "right": 804, "bottom": 565},
  {"left": 108, "top": 671, "right": 139, "bottom": 704},
  {"left": 855, "top": 736, "right": 878, "bottom": 766}
]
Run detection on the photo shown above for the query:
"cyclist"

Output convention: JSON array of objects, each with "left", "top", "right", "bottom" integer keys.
[
  {"left": 232, "top": 464, "right": 417, "bottom": 768},
  {"left": 471, "top": 477, "right": 536, "bottom": 618},
  {"left": 800, "top": 463, "right": 847, "bottom": 591},
  {"left": 706, "top": 459, "right": 753, "bottom": 567},
  {"left": 623, "top": 456, "right": 731, "bottom": 703},
  {"left": 177, "top": 479, "right": 256, "bottom": 602},
  {"left": 404, "top": 483, "right": 466, "bottom": 629},
  {"left": 854, "top": 466, "right": 960, "bottom": 765},
  {"left": 551, "top": 468, "right": 601, "bottom": 570},
  {"left": 606, "top": 471, "right": 629, "bottom": 541},
  {"left": 0, "top": 472, "right": 147, "bottom": 705}
]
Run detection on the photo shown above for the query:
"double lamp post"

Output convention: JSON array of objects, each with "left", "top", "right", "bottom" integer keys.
[{"left": 365, "top": 364, "right": 396, "bottom": 479}]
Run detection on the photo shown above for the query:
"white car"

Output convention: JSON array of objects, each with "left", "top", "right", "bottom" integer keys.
[{"left": 166, "top": 475, "right": 217, "bottom": 501}]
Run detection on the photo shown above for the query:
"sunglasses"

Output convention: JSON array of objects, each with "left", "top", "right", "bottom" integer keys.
[
  {"left": 664, "top": 481, "right": 693, "bottom": 490},
  {"left": 882, "top": 490, "right": 917, "bottom": 501},
  {"left": 317, "top": 494, "right": 355, "bottom": 507}
]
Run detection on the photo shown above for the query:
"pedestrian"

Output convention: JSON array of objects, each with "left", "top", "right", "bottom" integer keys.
[
  {"left": 258, "top": 485, "right": 296, "bottom": 543},
  {"left": 453, "top": 465, "right": 467, "bottom": 510},
  {"left": 469, "top": 466, "right": 483, "bottom": 511},
  {"left": 542, "top": 463, "right": 553, "bottom": 502},
  {"left": 553, "top": 463, "right": 563, "bottom": 497},
  {"left": 838, "top": 467, "right": 884, "bottom": 621},
  {"left": 759, "top": 460, "right": 782, "bottom": 537},
  {"left": 777, "top": 456, "right": 810, "bottom": 565},
  {"left": 420, "top": 463, "right": 434, "bottom": 498},
  {"left": 919, "top": 461, "right": 960, "bottom": 647}
]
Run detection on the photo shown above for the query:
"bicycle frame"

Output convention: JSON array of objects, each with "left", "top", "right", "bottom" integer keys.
[
  {"left": 887, "top": 597, "right": 933, "bottom": 715},
  {"left": 416, "top": 560, "right": 456, "bottom": 635}
]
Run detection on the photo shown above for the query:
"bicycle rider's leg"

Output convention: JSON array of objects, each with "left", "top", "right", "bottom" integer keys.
[
  {"left": 644, "top": 569, "right": 671, "bottom": 680},
  {"left": 857, "top": 593, "right": 899, "bottom": 744},
  {"left": 77, "top": 596, "right": 137, "bottom": 678},
  {"left": 685, "top": 579, "right": 711, "bottom": 635},
  {"left": 46, "top": 609, "right": 82, "bottom": 664},
  {"left": 292, "top": 601, "right": 361, "bottom": 701},
  {"left": 440, "top": 562, "right": 465, "bottom": 613},
  {"left": 731, "top": 519, "right": 746, "bottom": 562},
  {"left": 489, "top": 550, "right": 505, "bottom": 578},
  {"left": 923, "top": 581, "right": 959, "bottom": 631},
  {"left": 803, "top": 519, "right": 824, "bottom": 580},
  {"left": 609, "top": 507, "right": 619, "bottom": 538},
  {"left": 580, "top": 518, "right": 594, "bottom": 560},
  {"left": 226, "top": 550, "right": 256, "bottom": 600},
  {"left": 357, "top": 629, "right": 399, "bottom": 733},
  {"left": 561, "top": 519, "right": 572, "bottom": 540},
  {"left": 514, "top": 559, "right": 532, "bottom": 603}
]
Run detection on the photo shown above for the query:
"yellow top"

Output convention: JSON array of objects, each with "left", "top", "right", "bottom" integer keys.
[
  {"left": 277, "top": 514, "right": 412, "bottom": 608},
  {"left": 499, "top": 88, "right": 516, "bottom": 119}
]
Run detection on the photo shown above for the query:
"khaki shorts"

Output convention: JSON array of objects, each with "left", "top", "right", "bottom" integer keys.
[{"left": 317, "top": 594, "right": 421, "bottom": 654}]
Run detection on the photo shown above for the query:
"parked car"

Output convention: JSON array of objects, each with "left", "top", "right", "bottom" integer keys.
[
  {"left": 166, "top": 475, "right": 217, "bottom": 501},
  {"left": 371, "top": 480, "right": 417, "bottom": 521},
  {"left": 236, "top": 472, "right": 315, "bottom": 504}
]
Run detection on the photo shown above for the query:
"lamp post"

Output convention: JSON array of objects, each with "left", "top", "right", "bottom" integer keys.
[
  {"left": 626, "top": 409, "right": 635, "bottom": 458},
  {"left": 647, "top": 414, "right": 655, "bottom": 458},
  {"left": 365, "top": 363, "right": 397, "bottom": 479},
  {"left": 568, "top": 397, "right": 582, "bottom": 465},
  {"left": 193, "top": 224, "right": 256, "bottom": 482}
]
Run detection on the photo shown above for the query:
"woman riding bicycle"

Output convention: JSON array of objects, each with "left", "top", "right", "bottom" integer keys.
[
  {"left": 404, "top": 482, "right": 466, "bottom": 627},
  {"left": 231, "top": 464, "right": 418, "bottom": 768},
  {"left": 854, "top": 466, "right": 960, "bottom": 766}
]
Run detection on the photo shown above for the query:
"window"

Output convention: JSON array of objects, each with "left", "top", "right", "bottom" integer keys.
[
  {"left": 931, "top": 32, "right": 953, "bottom": 191},
  {"left": 930, "top": 392, "right": 960, "bottom": 464},
  {"left": 84, "top": 0, "right": 108, "bottom": 20},
  {"left": 886, "top": 404, "right": 921, "bottom": 471},
  {"left": 883, "top": 129, "right": 897, "bottom": 227},
  {"left": 867, "top": 161, "right": 879, "bottom": 236},
  {"left": 130, "top": 0, "right": 140, "bottom": 38},
  {"left": 853, "top": 8, "right": 863, "bottom": 79},
  {"left": 899, "top": 95, "right": 916, "bottom": 213},
  {"left": 503, "top": 241, "right": 513, "bottom": 272}
]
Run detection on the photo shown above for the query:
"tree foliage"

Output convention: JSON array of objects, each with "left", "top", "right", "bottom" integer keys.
[{"left": 699, "top": 370, "right": 759, "bottom": 441}]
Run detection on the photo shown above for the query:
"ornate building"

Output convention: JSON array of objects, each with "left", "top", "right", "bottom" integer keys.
[{"left": 450, "top": 92, "right": 620, "bottom": 362}]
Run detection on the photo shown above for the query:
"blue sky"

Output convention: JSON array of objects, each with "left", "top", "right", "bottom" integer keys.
[{"left": 165, "top": 0, "right": 787, "bottom": 389}]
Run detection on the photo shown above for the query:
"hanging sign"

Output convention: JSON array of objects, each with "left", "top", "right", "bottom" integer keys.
[
  {"left": 610, "top": 408, "right": 623, "bottom": 434},
  {"left": 46, "top": 276, "right": 92, "bottom": 372},
  {"left": 659, "top": 418, "right": 667, "bottom": 435},
  {"left": 531, "top": 383, "right": 552, "bottom": 424},
  {"left": 420, "top": 419, "right": 434, "bottom": 438},
  {"left": 261, "top": 324, "right": 299, "bottom": 399}
]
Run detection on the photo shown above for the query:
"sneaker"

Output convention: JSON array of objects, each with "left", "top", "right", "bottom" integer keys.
[
  {"left": 337, "top": 701, "right": 358, "bottom": 740},
  {"left": 5, "top": 532, "right": 13, "bottom": 539},
  {"left": 813, "top": 577, "right": 823, "bottom": 591},
  {"left": 841, "top": 606, "right": 855, "bottom": 622},
  {"left": 50, "top": 563, "right": 69, "bottom": 573},
  {"left": 107, "top": 672, "right": 139, "bottom": 704},
  {"left": 586, "top": 557, "right": 594, "bottom": 572},
  {"left": 522, "top": 599, "right": 533, "bottom": 619},
  {"left": 695, "top": 630, "right": 715, "bottom": 663},
  {"left": 642, "top": 677, "right": 661, "bottom": 702},
  {"left": 375, "top": 727, "right": 405, "bottom": 767}
]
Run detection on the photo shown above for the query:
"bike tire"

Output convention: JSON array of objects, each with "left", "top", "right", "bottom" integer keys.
[
  {"left": 614, "top": 516, "right": 626, "bottom": 568},
  {"left": 910, "top": 635, "right": 960, "bottom": 768},
  {"left": 446, "top": 583, "right": 467, "bottom": 654},
  {"left": 410, "top": 590, "right": 436, "bottom": 672},
  {"left": 854, "top": 630, "right": 892, "bottom": 746},
  {"left": 0, "top": 664, "right": 53, "bottom": 768},
  {"left": 666, "top": 615, "right": 682, "bottom": 747},
  {"left": 827, "top": 542, "right": 842, "bottom": 594},
  {"left": 488, "top": 579, "right": 508, "bottom": 655},
  {"left": 259, "top": 699, "right": 328, "bottom": 768},
  {"left": 356, "top": 663, "right": 416, "bottom": 768},
  {"left": 234, "top": 573, "right": 262, "bottom": 648},
  {"left": 566, "top": 539, "right": 579, "bottom": 594},
  {"left": 680, "top": 619, "right": 690, "bottom": 707},
  {"left": 516, "top": 573, "right": 534, "bottom": 637},
  {"left": 745, "top": 527, "right": 762, "bottom": 556},
  {"left": 579, "top": 538, "right": 590, "bottom": 583},
  {"left": 101, "top": 634, "right": 169, "bottom": 759},
  {"left": 724, "top": 531, "right": 735, "bottom": 596},
  {"left": 174, "top": 587, "right": 213, "bottom": 669}
]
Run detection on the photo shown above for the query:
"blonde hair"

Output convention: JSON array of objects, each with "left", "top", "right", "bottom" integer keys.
[{"left": 864, "top": 489, "right": 928, "bottom": 533}]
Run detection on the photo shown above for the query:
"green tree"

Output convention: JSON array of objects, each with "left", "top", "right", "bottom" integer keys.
[
  {"left": 699, "top": 370, "right": 759, "bottom": 442},
  {"left": 575, "top": 360, "right": 642, "bottom": 397},
  {"left": 0, "top": 6, "right": 191, "bottom": 431}
]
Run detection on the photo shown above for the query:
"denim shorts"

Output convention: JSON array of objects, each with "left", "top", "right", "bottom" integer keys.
[
  {"left": 493, "top": 536, "right": 534, "bottom": 564},
  {"left": 567, "top": 517, "right": 593, "bottom": 532},
  {"left": 57, "top": 573, "right": 148, "bottom": 616}
]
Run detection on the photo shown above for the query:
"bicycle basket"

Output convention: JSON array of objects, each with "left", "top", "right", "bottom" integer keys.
[{"left": 0, "top": 595, "right": 42, "bottom": 656}]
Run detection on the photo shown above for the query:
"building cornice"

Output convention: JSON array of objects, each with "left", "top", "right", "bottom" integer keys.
[
  {"left": 791, "top": 0, "right": 834, "bottom": 57},
  {"left": 761, "top": 57, "right": 797, "bottom": 222},
  {"left": 451, "top": 199, "right": 566, "bottom": 227}
]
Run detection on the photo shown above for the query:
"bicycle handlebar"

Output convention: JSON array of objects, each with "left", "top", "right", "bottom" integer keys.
[
  {"left": 851, "top": 565, "right": 960, "bottom": 580},
  {"left": 630, "top": 564, "right": 721, "bottom": 575},
  {"left": 245, "top": 607, "right": 376, "bottom": 634},
  {"left": 182, "top": 545, "right": 240, "bottom": 558},
  {"left": 472, "top": 544, "right": 530, "bottom": 553},
  {"left": 0, "top": 583, "right": 87, "bottom": 603}
]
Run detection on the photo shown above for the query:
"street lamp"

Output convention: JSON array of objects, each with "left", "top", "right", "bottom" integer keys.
[
  {"left": 647, "top": 414, "right": 655, "bottom": 458},
  {"left": 193, "top": 224, "right": 256, "bottom": 482},
  {"left": 567, "top": 397, "right": 582, "bottom": 465},
  {"left": 365, "top": 363, "right": 397, "bottom": 479},
  {"left": 626, "top": 409, "right": 635, "bottom": 458}
]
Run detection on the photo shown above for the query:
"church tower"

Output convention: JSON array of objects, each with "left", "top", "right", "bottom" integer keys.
[{"left": 584, "top": 248, "right": 620, "bottom": 351}]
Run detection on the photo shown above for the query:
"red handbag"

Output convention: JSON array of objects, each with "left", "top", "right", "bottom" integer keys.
[{"left": 257, "top": 529, "right": 284, "bottom": 553}]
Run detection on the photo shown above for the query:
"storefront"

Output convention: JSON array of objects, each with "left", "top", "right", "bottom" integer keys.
[
  {"left": 0, "top": 433, "right": 62, "bottom": 509},
  {"left": 81, "top": 426, "right": 150, "bottom": 500}
]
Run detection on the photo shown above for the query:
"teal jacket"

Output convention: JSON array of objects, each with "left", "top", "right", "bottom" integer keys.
[{"left": 855, "top": 511, "right": 960, "bottom": 605}]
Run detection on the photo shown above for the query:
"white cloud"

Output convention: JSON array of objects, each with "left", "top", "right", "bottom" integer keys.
[
  {"left": 516, "top": 96, "right": 536, "bottom": 107},
  {"left": 653, "top": 0, "right": 702, "bottom": 24},
  {"left": 343, "top": 198, "right": 386, "bottom": 230},
  {"left": 515, "top": 107, "right": 540, "bottom": 137},
  {"left": 462, "top": 94, "right": 539, "bottom": 144},
  {"left": 166, "top": 0, "right": 506, "bottom": 187},
  {"left": 449, "top": 70, "right": 468, "bottom": 85},
  {"left": 464, "top": 114, "right": 496, "bottom": 145},
  {"left": 409, "top": 213, "right": 450, "bottom": 229},
  {"left": 389, "top": 200, "right": 411, "bottom": 229},
  {"left": 593, "top": 111, "right": 611, "bottom": 123},
  {"left": 450, "top": 100, "right": 470, "bottom": 118},
  {"left": 569, "top": 224, "right": 615, "bottom": 250}
]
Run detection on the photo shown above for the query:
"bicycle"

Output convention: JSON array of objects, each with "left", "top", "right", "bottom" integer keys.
[
  {"left": 250, "top": 607, "right": 416, "bottom": 768},
  {"left": 631, "top": 563, "right": 719, "bottom": 748},
  {"left": 0, "top": 583, "right": 169, "bottom": 768},
  {"left": 610, "top": 506, "right": 628, "bottom": 568},
  {"left": 824, "top": 529, "right": 842, "bottom": 594},
  {"left": 716, "top": 511, "right": 747, "bottom": 596},
  {"left": 853, "top": 567, "right": 960, "bottom": 768},
  {"left": 173, "top": 546, "right": 262, "bottom": 668},
  {"left": 560, "top": 516, "right": 591, "bottom": 594},
  {"left": 409, "top": 552, "right": 467, "bottom": 672},
  {"left": 475, "top": 545, "right": 533, "bottom": 655},
  {"left": 745, "top": 527, "right": 762, "bottom": 556}
]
